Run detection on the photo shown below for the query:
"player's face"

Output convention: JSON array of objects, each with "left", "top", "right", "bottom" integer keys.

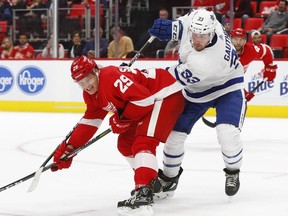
[
  {"left": 191, "top": 33, "right": 210, "bottom": 51},
  {"left": 78, "top": 73, "right": 98, "bottom": 95},
  {"left": 231, "top": 37, "right": 246, "bottom": 52}
]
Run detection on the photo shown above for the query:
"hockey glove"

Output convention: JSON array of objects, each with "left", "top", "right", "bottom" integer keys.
[
  {"left": 51, "top": 141, "right": 75, "bottom": 172},
  {"left": 109, "top": 112, "right": 132, "bottom": 134},
  {"left": 120, "top": 62, "right": 129, "bottom": 67},
  {"left": 148, "top": 19, "right": 183, "bottom": 41},
  {"left": 244, "top": 89, "right": 255, "bottom": 102},
  {"left": 263, "top": 64, "right": 277, "bottom": 82}
]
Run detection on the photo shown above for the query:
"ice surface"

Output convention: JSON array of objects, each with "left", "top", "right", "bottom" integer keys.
[{"left": 0, "top": 112, "right": 287, "bottom": 216}]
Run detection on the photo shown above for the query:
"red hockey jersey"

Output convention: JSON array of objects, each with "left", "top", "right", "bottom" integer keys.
[{"left": 68, "top": 66, "right": 183, "bottom": 148}]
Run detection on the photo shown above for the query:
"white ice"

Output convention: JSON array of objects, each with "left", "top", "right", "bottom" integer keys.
[{"left": 0, "top": 111, "right": 287, "bottom": 216}]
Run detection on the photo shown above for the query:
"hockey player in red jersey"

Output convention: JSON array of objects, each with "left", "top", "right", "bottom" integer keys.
[
  {"left": 230, "top": 28, "right": 277, "bottom": 101},
  {"left": 51, "top": 55, "right": 184, "bottom": 215}
]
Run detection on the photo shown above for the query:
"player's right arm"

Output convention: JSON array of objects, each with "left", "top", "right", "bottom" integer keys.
[
  {"left": 51, "top": 94, "right": 108, "bottom": 172},
  {"left": 69, "top": 104, "right": 108, "bottom": 148}
]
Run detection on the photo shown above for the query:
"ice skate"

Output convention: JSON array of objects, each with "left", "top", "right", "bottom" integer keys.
[
  {"left": 117, "top": 186, "right": 154, "bottom": 216},
  {"left": 153, "top": 167, "right": 183, "bottom": 200},
  {"left": 224, "top": 168, "right": 240, "bottom": 196}
]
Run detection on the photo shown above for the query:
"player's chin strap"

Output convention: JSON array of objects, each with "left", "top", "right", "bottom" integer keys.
[{"left": 202, "top": 77, "right": 268, "bottom": 128}]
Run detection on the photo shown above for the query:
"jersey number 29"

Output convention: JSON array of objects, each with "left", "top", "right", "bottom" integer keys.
[{"left": 114, "top": 75, "right": 133, "bottom": 93}]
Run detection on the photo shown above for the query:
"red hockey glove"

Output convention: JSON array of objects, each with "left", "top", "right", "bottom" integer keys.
[
  {"left": 244, "top": 89, "right": 255, "bottom": 102},
  {"left": 109, "top": 112, "right": 132, "bottom": 134},
  {"left": 263, "top": 64, "right": 277, "bottom": 82},
  {"left": 51, "top": 141, "right": 75, "bottom": 172}
]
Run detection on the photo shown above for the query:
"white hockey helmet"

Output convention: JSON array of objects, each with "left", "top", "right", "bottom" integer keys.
[{"left": 189, "top": 9, "right": 217, "bottom": 43}]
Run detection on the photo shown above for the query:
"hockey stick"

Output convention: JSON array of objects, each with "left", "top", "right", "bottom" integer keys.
[
  {"left": 24, "top": 36, "right": 155, "bottom": 192},
  {"left": 128, "top": 36, "right": 156, "bottom": 67},
  {"left": 27, "top": 123, "right": 79, "bottom": 192},
  {"left": 0, "top": 128, "right": 111, "bottom": 193},
  {"left": 201, "top": 78, "right": 268, "bottom": 128}
]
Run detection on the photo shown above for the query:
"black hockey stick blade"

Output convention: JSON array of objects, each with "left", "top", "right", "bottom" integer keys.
[
  {"left": 202, "top": 116, "right": 216, "bottom": 128},
  {"left": 202, "top": 77, "right": 268, "bottom": 128}
]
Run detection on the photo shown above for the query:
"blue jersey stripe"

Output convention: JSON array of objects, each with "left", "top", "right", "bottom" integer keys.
[{"left": 184, "top": 77, "right": 244, "bottom": 99}]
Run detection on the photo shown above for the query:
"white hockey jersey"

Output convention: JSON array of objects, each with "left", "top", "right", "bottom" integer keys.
[{"left": 168, "top": 12, "right": 244, "bottom": 103}]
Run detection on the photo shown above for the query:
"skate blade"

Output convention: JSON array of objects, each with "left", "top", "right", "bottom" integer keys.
[
  {"left": 227, "top": 195, "right": 233, "bottom": 203},
  {"left": 153, "top": 191, "right": 174, "bottom": 201},
  {"left": 117, "top": 205, "right": 153, "bottom": 216}
]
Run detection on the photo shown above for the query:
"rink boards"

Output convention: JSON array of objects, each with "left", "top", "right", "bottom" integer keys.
[{"left": 0, "top": 59, "right": 287, "bottom": 118}]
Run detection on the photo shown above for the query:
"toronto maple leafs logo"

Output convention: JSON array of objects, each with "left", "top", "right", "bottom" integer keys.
[{"left": 210, "top": 14, "right": 215, "bottom": 21}]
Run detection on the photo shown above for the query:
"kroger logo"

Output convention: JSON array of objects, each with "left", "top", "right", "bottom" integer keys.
[
  {"left": 0, "top": 66, "right": 14, "bottom": 95},
  {"left": 17, "top": 66, "right": 46, "bottom": 95}
]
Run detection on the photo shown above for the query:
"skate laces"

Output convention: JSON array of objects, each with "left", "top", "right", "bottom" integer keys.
[
  {"left": 226, "top": 174, "right": 238, "bottom": 187},
  {"left": 125, "top": 187, "right": 151, "bottom": 205},
  {"left": 159, "top": 178, "right": 177, "bottom": 191},
  {"left": 124, "top": 193, "right": 137, "bottom": 205},
  {"left": 162, "top": 180, "right": 172, "bottom": 188}
]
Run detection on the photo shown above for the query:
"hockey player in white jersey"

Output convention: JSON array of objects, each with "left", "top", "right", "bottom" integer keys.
[{"left": 149, "top": 8, "right": 248, "bottom": 198}]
